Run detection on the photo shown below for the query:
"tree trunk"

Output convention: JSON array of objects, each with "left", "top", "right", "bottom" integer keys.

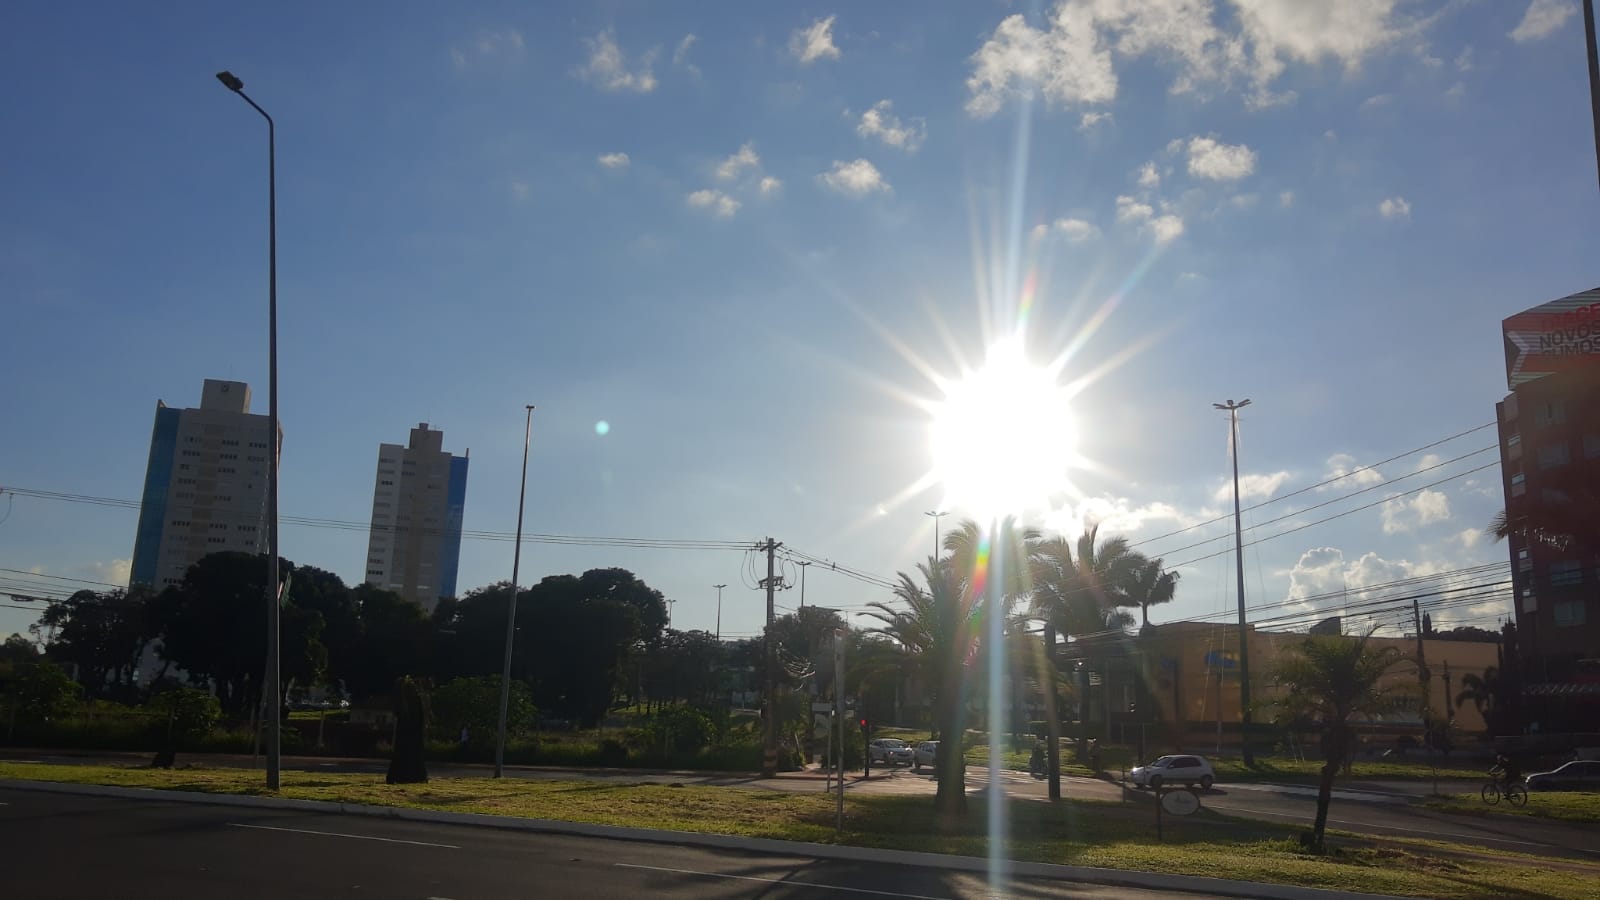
[
  {"left": 933, "top": 672, "right": 968, "bottom": 818},
  {"left": 1044, "top": 623, "right": 1061, "bottom": 801},
  {"left": 1309, "top": 757, "right": 1337, "bottom": 852},
  {"left": 386, "top": 677, "right": 430, "bottom": 784}
]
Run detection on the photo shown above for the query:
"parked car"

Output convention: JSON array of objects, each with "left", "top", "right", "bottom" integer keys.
[
  {"left": 868, "top": 738, "right": 914, "bottom": 766},
  {"left": 1129, "top": 754, "right": 1215, "bottom": 790},
  {"left": 1526, "top": 760, "right": 1600, "bottom": 792},
  {"left": 913, "top": 740, "right": 939, "bottom": 771}
]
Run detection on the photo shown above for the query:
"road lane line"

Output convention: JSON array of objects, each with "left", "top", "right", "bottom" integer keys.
[
  {"left": 614, "top": 862, "right": 950, "bottom": 898},
  {"left": 226, "top": 822, "right": 459, "bottom": 848}
]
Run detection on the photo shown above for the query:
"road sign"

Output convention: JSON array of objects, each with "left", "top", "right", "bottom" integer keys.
[{"left": 1160, "top": 789, "right": 1200, "bottom": 816}]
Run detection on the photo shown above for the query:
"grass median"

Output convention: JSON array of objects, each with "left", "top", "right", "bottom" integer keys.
[
  {"left": 1421, "top": 790, "right": 1600, "bottom": 824},
  {"left": 3, "top": 761, "right": 1596, "bottom": 900}
]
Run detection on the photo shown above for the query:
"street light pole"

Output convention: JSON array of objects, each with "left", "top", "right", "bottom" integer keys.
[
  {"left": 1584, "top": 0, "right": 1600, "bottom": 194},
  {"left": 216, "top": 70, "right": 281, "bottom": 791},
  {"left": 713, "top": 584, "right": 727, "bottom": 641},
  {"left": 924, "top": 510, "right": 948, "bottom": 559},
  {"left": 495, "top": 404, "right": 535, "bottom": 778},
  {"left": 1212, "top": 398, "right": 1254, "bottom": 767},
  {"left": 797, "top": 561, "right": 810, "bottom": 609}
]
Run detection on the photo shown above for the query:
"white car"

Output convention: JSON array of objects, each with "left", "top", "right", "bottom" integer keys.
[
  {"left": 868, "top": 738, "right": 915, "bottom": 766},
  {"left": 913, "top": 740, "right": 939, "bottom": 771},
  {"left": 1130, "top": 754, "right": 1215, "bottom": 790}
]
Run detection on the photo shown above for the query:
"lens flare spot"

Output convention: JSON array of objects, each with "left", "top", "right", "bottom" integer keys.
[{"left": 595, "top": 420, "right": 611, "bottom": 436}]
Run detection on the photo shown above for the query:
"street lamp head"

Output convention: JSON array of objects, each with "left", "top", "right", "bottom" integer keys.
[{"left": 216, "top": 71, "right": 245, "bottom": 92}]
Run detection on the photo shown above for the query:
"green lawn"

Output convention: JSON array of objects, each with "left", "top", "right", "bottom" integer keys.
[
  {"left": 2, "top": 762, "right": 1595, "bottom": 900},
  {"left": 1422, "top": 790, "right": 1600, "bottom": 824},
  {"left": 1206, "top": 755, "right": 1485, "bottom": 783}
]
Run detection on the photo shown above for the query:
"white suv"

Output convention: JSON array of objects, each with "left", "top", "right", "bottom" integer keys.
[{"left": 1130, "top": 754, "right": 1215, "bottom": 790}]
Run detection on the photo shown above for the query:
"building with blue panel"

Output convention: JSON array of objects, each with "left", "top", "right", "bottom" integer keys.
[
  {"left": 364, "top": 423, "right": 469, "bottom": 612},
  {"left": 129, "top": 379, "right": 277, "bottom": 588}
]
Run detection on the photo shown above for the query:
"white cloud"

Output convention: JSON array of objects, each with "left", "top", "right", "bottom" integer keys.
[
  {"left": 1186, "top": 136, "right": 1257, "bottom": 181},
  {"left": 509, "top": 180, "right": 530, "bottom": 201},
  {"left": 597, "top": 152, "right": 631, "bottom": 170},
  {"left": 1510, "top": 0, "right": 1576, "bottom": 43},
  {"left": 1444, "top": 81, "right": 1466, "bottom": 101},
  {"left": 86, "top": 559, "right": 132, "bottom": 585},
  {"left": 818, "top": 159, "right": 890, "bottom": 196},
  {"left": 1044, "top": 496, "right": 1208, "bottom": 543},
  {"left": 673, "top": 33, "right": 700, "bottom": 77},
  {"left": 965, "top": 0, "right": 1423, "bottom": 118},
  {"left": 1214, "top": 470, "right": 1292, "bottom": 503},
  {"left": 1079, "top": 111, "right": 1111, "bottom": 131},
  {"left": 1136, "top": 161, "right": 1160, "bottom": 188},
  {"left": 1378, "top": 196, "right": 1411, "bottom": 219},
  {"left": 1279, "top": 190, "right": 1295, "bottom": 208},
  {"left": 1320, "top": 453, "right": 1385, "bottom": 490},
  {"left": 1454, "top": 46, "right": 1474, "bottom": 72},
  {"left": 758, "top": 175, "right": 783, "bottom": 196},
  {"left": 716, "top": 143, "right": 761, "bottom": 181},
  {"left": 687, "top": 189, "right": 740, "bottom": 217},
  {"left": 791, "top": 15, "right": 841, "bottom": 64},
  {"left": 1323, "top": 129, "right": 1338, "bottom": 140},
  {"left": 1116, "top": 195, "right": 1182, "bottom": 244},
  {"left": 1284, "top": 548, "right": 1452, "bottom": 623},
  {"left": 1115, "top": 194, "right": 1153, "bottom": 223},
  {"left": 1359, "top": 93, "right": 1393, "bottom": 111},
  {"left": 1147, "top": 214, "right": 1185, "bottom": 244},
  {"left": 451, "top": 29, "right": 525, "bottom": 69},
  {"left": 578, "top": 30, "right": 658, "bottom": 93},
  {"left": 1229, "top": 192, "right": 1260, "bottom": 209},
  {"left": 857, "top": 100, "right": 927, "bottom": 152},
  {"left": 1046, "top": 217, "right": 1099, "bottom": 241},
  {"left": 1453, "top": 528, "right": 1483, "bottom": 551},
  {"left": 1381, "top": 488, "right": 1451, "bottom": 534}
]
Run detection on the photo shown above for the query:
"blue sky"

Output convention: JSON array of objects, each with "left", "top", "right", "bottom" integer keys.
[{"left": 3, "top": 1, "right": 1597, "bottom": 645}]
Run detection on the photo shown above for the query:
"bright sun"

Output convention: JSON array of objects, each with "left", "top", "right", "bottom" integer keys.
[{"left": 928, "top": 337, "right": 1080, "bottom": 520}]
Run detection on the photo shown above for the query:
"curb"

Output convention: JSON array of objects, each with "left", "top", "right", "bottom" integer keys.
[{"left": 0, "top": 778, "right": 1403, "bottom": 900}]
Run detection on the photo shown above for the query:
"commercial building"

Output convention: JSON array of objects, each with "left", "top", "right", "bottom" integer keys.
[
  {"left": 130, "top": 379, "right": 279, "bottom": 588},
  {"left": 1494, "top": 286, "right": 1600, "bottom": 727},
  {"left": 363, "top": 423, "right": 468, "bottom": 611}
]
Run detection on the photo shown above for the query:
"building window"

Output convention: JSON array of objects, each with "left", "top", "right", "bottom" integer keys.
[
  {"left": 1542, "top": 488, "right": 1571, "bottom": 505},
  {"left": 1549, "top": 560, "right": 1583, "bottom": 587},
  {"left": 380, "top": 479, "right": 394, "bottom": 486},
  {"left": 181, "top": 449, "right": 200, "bottom": 457},
  {"left": 1584, "top": 434, "right": 1600, "bottom": 460},
  {"left": 1517, "top": 548, "right": 1532, "bottom": 572},
  {"left": 1533, "top": 400, "right": 1567, "bottom": 428},
  {"left": 1510, "top": 471, "right": 1526, "bottom": 497},
  {"left": 367, "top": 569, "right": 383, "bottom": 576},
  {"left": 1554, "top": 600, "right": 1588, "bottom": 628},
  {"left": 1537, "top": 443, "right": 1570, "bottom": 469}
]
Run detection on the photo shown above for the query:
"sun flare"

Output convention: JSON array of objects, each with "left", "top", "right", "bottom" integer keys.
[{"left": 928, "top": 336, "right": 1081, "bottom": 520}]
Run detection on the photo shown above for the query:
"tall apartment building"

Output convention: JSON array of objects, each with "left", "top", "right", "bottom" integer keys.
[
  {"left": 364, "top": 423, "right": 469, "bottom": 611},
  {"left": 1495, "top": 286, "right": 1600, "bottom": 728},
  {"left": 130, "top": 379, "right": 279, "bottom": 588}
]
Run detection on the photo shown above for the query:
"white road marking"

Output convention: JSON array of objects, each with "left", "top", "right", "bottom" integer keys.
[
  {"left": 226, "top": 822, "right": 459, "bottom": 849},
  {"left": 615, "top": 862, "right": 950, "bottom": 898}
]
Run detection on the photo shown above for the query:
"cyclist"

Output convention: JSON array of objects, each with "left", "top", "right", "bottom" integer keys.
[{"left": 1490, "top": 752, "right": 1522, "bottom": 789}]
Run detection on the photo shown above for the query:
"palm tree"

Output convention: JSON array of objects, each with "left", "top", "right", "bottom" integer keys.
[
  {"left": 1270, "top": 632, "right": 1412, "bottom": 852},
  {"left": 1130, "top": 556, "right": 1179, "bottom": 635},
  {"left": 1454, "top": 667, "right": 1499, "bottom": 720},
  {"left": 860, "top": 556, "right": 978, "bottom": 816},
  {"left": 1027, "top": 527, "right": 1144, "bottom": 798}
]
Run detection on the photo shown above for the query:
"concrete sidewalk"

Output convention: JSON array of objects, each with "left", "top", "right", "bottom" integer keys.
[{"left": 0, "top": 777, "right": 1406, "bottom": 900}]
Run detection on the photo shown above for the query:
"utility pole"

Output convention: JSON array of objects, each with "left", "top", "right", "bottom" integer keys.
[
  {"left": 1584, "top": 0, "right": 1599, "bottom": 194},
  {"left": 834, "top": 627, "right": 846, "bottom": 833},
  {"left": 1213, "top": 398, "right": 1254, "bottom": 766},
  {"left": 797, "top": 560, "right": 810, "bottom": 609},
  {"left": 714, "top": 584, "right": 727, "bottom": 641},
  {"left": 761, "top": 538, "right": 782, "bottom": 777},
  {"left": 924, "top": 510, "right": 948, "bottom": 559},
  {"left": 495, "top": 404, "right": 535, "bottom": 778},
  {"left": 1414, "top": 597, "right": 1432, "bottom": 745}
]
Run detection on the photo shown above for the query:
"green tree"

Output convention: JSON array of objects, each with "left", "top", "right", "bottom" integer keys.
[
  {"left": 1, "top": 658, "right": 81, "bottom": 723},
  {"left": 32, "top": 589, "right": 153, "bottom": 702},
  {"left": 1270, "top": 632, "right": 1412, "bottom": 851},
  {"left": 344, "top": 584, "right": 432, "bottom": 703},
  {"left": 1, "top": 634, "right": 39, "bottom": 664},
  {"left": 146, "top": 552, "right": 326, "bottom": 715},
  {"left": 862, "top": 557, "right": 977, "bottom": 817},
  {"left": 430, "top": 675, "right": 535, "bottom": 744},
  {"left": 1129, "top": 556, "right": 1179, "bottom": 635}
]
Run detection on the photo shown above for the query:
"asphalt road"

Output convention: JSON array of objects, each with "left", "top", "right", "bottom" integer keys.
[
  {"left": 5, "top": 750, "right": 1596, "bottom": 862},
  {"left": 0, "top": 787, "right": 1228, "bottom": 900}
]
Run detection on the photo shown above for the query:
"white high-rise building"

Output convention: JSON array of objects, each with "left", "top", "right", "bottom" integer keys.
[
  {"left": 130, "top": 379, "right": 279, "bottom": 588},
  {"left": 364, "top": 423, "right": 469, "bottom": 612}
]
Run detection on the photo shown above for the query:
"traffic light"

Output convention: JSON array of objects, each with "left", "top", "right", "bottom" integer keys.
[{"left": 859, "top": 718, "right": 869, "bottom": 735}]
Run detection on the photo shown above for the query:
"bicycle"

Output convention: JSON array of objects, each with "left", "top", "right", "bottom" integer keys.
[{"left": 1481, "top": 776, "right": 1528, "bottom": 807}]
